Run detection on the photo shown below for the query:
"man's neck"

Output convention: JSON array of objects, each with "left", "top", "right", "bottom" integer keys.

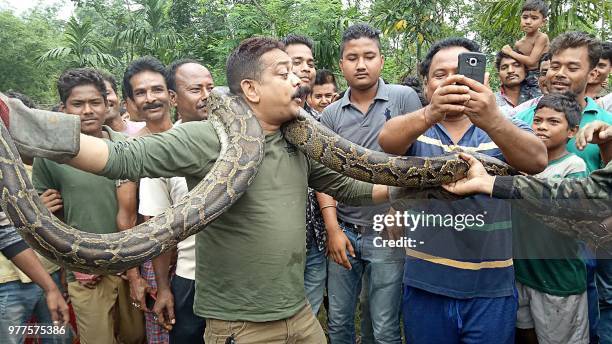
[
  {"left": 349, "top": 80, "right": 379, "bottom": 114},
  {"left": 145, "top": 116, "right": 173, "bottom": 134},
  {"left": 575, "top": 91, "right": 588, "bottom": 109},
  {"left": 502, "top": 85, "right": 521, "bottom": 107},
  {"left": 105, "top": 115, "right": 126, "bottom": 133},
  {"left": 441, "top": 115, "right": 472, "bottom": 144},
  {"left": 585, "top": 84, "right": 602, "bottom": 99},
  {"left": 548, "top": 147, "right": 569, "bottom": 163}
]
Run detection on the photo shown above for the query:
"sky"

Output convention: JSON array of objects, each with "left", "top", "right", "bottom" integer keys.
[{"left": 0, "top": 0, "right": 74, "bottom": 19}]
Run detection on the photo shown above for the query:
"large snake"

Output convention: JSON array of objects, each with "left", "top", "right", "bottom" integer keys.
[{"left": 0, "top": 88, "right": 607, "bottom": 274}]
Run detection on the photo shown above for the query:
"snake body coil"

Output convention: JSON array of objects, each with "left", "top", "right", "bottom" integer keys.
[{"left": 4, "top": 89, "right": 597, "bottom": 274}]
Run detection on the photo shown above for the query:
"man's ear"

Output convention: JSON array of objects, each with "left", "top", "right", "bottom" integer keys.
[
  {"left": 588, "top": 69, "right": 600, "bottom": 84},
  {"left": 59, "top": 103, "right": 65, "bottom": 112},
  {"left": 567, "top": 125, "right": 579, "bottom": 139},
  {"left": 240, "top": 79, "right": 260, "bottom": 104},
  {"left": 169, "top": 90, "right": 177, "bottom": 107},
  {"left": 339, "top": 59, "right": 344, "bottom": 75}
]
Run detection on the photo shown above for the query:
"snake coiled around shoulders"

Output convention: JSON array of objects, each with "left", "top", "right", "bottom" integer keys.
[{"left": 0, "top": 88, "right": 607, "bottom": 274}]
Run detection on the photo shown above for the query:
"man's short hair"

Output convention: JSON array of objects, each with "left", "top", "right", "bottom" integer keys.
[
  {"left": 340, "top": 24, "right": 382, "bottom": 57},
  {"left": 226, "top": 37, "right": 285, "bottom": 95},
  {"left": 122, "top": 56, "right": 167, "bottom": 100},
  {"left": 99, "top": 71, "right": 118, "bottom": 95},
  {"left": 535, "top": 92, "right": 581, "bottom": 128},
  {"left": 166, "top": 58, "right": 204, "bottom": 92},
  {"left": 57, "top": 68, "right": 107, "bottom": 104},
  {"left": 522, "top": 0, "right": 549, "bottom": 18},
  {"left": 601, "top": 41, "right": 612, "bottom": 64},
  {"left": 5, "top": 90, "right": 36, "bottom": 108},
  {"left": 495, "top": 50, "right": 525, "bottom": 71},
  {"left": 538, "top": 52, "right": 551, "bottom": 68},
  {"left": 419, "top": 38, "right": 481, "bottom": 78},
  {"left": 549, "top": 31, "right": 602, "bottom": 70},
  {"left": 281, "top": 34, "right": 314, "bottom": 51},
  {"left": 313, "top": 69, "right": 337, "bottom": 90}
]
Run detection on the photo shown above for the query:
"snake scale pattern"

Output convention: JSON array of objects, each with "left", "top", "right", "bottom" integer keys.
[{"left": 0, "top": 88, "right": 605, "bottom": 273}]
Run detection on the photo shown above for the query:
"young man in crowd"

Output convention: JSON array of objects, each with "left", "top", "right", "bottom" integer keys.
[
  {"left": 307, "top": 69, "right": 338, "bottom": 115},
  {"left": 149, "top": 58, "right": 214, "bottom": 343},
  {"left": 32, "top": 68, "right": 145, "bottom": 344},
  {"left": 587, "top": 41, "right": 611, "bottom": 99},
  {"left": 495, "top": 50, "right": 528, "bottom": 116},
  {"left": 502, "top": 0, "right": 550, "bottom": 101},
  {"left": 101, "top": 72, "right": 144, "bottom": 136},
  {"left": 513, "top": 93, "right": 589, "bottom": 344},
  {"left": 509, "top": 53, "right": 552, "bottom": 117},
  {"left": 378, "top": 37, "right": 547, "bottom": 343},
  {"left": 319, "top": 24, "right": 421, "bottom": 344},
  {"left": 514, "top": 31, "right": 612, "bottom": 344}
]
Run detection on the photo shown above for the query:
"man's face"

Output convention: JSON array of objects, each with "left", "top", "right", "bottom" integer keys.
[
  {"left": 63, "top": 84, "right": 107, "bottom": 136},
  {"left": 129, "top": 70, "right": 171, "bottom": 122},
  {"left": 546, "top": 46, "right": 592, "bottom": 96},
  {"left": 285, "top": 43, "right": 315, "bottom": 87},
  {"left": 520, "top": 10, "right": 545, "bottom": 34},
  {"left": 103, "top": 80, "right": 120, "bottom": 121},
  {"left": 532, "top": 107, "right": 575, "bottom": 150},
  {"left": 307, "top": 83, "right": 336, "bottom": 113},
  {"left": 538, "top": 60, "right": 551, "bottom": 93},
  {"left": 498, "top": 57, "right": 526, "bottom": 88},
  {"left": 170, "top": 63, "right": 214, "bottom": 122},
  {"left": 589, "top": 58, "right": 611, "bottom": 86},
  {"left": 250, "top": 48, "right": 303, "bottom": 125},
  {"left": 424, "top": 46, "right": 469, "bottom": 104},
  {"left": 340, "top": 38, "right": 384, "bottom": 90}
]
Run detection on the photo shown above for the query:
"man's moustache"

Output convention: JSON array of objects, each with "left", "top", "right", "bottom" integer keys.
[{"left": 143, "top": 103, "right": 163, "bottom": 110}]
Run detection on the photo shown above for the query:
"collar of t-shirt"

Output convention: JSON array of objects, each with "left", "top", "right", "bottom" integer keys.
[{"left": 339, "top": 78, "right": 389, "bottom": 109}]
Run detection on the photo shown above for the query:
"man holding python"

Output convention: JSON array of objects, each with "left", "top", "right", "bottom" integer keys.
[{"left": 0, "top": 37, "right": 395, "bottom": 343}]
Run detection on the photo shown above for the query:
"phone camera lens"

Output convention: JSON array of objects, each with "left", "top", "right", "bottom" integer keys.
[{"left": 469, "top": 58, "right": 478, "bottom": 66}]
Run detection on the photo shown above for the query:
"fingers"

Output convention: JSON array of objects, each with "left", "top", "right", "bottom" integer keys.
[
  {"left": 338, "top": 250, "right": 352, "bottom": 270},
  {"left": 455, "top": 75, "right": 486, "bottom": 92},
  {"left": 484, "top": 72, "right": 490, "bottom": 88},
  {"left": 458, "top": 153, "right": 479, "bottom": 166}
]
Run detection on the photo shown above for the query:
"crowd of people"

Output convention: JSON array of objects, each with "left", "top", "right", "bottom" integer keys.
[{"left": 0, "top": 0, "right": 611, "bottom": 343}]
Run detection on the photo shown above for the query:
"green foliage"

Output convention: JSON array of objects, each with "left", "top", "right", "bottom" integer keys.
[
  {"left": 1, "top": 0, "right": 609, "bottom": 105},
  {"left": 38, "top": 16, "right": 120, "bottom": 69}
]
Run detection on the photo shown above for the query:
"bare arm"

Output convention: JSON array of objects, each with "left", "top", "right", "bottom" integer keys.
[
  {"left": 11, "top": 248, "right": 70, "bottom": 324},
  {"left": 503, "top": 34, "right": 548, "bottom": 67},
  {"left": 459, "top": 75, "right": 547, "bottom": 173},
  {"left": 379, "top": 77, "right": 470, "bottom": 155},
  {"left": 67, "top": 134, "right": 110, "bottom": 173}
]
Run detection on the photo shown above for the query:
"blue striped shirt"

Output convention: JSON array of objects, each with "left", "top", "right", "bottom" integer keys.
[{"left": 403, "top": 117, "right": 532, "bottom": 298}]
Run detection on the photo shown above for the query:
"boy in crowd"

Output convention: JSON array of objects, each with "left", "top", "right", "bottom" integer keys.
[
  {"left": 307, "top": 69, "right": 338, "bottom": 115},
  {"left": 32, "top": 68, "right": 145, "bottom": 344},
  {"left": 513, "top": 93, "right": 589, "bottom": 344},
  {"left": 502, "top": 0, "right": 550, "bottom": 101}
]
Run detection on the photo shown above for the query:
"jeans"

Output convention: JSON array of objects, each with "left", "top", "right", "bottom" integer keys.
[
  {"left": 327, "top": 224, "right": 404, "bottom": 344},
  {"left": 598, "top": 257, "right": 612, "bottom": 344},
  {"left": 403, "top": 286, "right": 517, "bottom": 344},
  {"left": 169, "top": 275, "right": 205, "bottom": 344},
  {"left": 580, "top": 244, "right": 600, "bottom": 343},
  {"left": 0, "top": 270, "right": 71, "bottom": 344},
  {"left": 304, "top": 246, "right": 327, "bottom": 315}
]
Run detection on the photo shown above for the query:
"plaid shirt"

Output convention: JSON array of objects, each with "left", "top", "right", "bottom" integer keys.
[{"left": 304, "top": 107, "right": 327, "bottom": 252}]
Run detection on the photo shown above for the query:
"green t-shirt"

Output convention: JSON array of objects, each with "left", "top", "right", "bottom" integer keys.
[
  {"left": 513, "top": 153, "right": 588, "bottom": 296},
  {"left": 101, "top": 120, "right": 373, "bottom": 322},
  {"left": 516, "top": 97, "right": 612, "bottom": 172},
  {"left": 32, "top": 126, "right": 124, "bottom": 235}
]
